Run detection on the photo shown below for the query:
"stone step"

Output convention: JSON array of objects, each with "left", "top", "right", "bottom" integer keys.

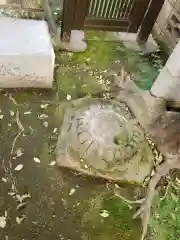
[{"left": 0, "top": 17, "right": 54, "bottom": 88}]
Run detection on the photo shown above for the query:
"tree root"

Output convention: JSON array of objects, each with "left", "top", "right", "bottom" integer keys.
[
  {"left": 9, "top": 94, "right": 24, "bottom": 155},
  {"left": 114, "top": 190, "right": 145, "bottom": 204},
  {"left": 11, "top": 109, "right": 24, "bottom": 155},
  {"left": 133, "top": 156, "right": 180, "bottom": 240}
]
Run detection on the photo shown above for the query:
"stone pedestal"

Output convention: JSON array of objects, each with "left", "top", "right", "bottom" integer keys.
[
  {"left": 151, "top": 40, "right": 180, "bottom": 102},
  {"left": 54, "top": 29, "right": 87, "bottom": 53},
  {"left": 0, "top": 17, "right": 54, "bottom": 88},
  {"left": 117, "top": 32, "right": 159, "bottom": 54}
]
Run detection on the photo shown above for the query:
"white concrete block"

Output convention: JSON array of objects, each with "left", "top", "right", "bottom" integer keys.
[
  {"left": 166, "top": 40, "right": 180, "bottom": 77},
  {"left": 0, "top": 17, "right": 55, "bottom": 88},
  {"left": 0, "top": 0, "right": 7, "bottom": 4},
  {"left": 151, "top": 66, "right": 180, "bottom": 101}
]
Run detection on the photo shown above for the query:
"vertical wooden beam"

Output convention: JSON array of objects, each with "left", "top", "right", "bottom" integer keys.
[
  {"left": 137, "top": 0, "right": 165, "bottom": 44},
  {"left": 73, "top": 0, "right": 90, "bottom": 29},
  {"left": 128, "top": 0, "right": 151, "bottom": 33},
  {"left": 61, "top": 0, "right": 76, "bottom": 42}
]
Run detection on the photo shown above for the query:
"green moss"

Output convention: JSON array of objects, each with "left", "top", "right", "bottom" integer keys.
[
  {"left": 55, "top": 65, "right": 104, "bottom": 100},
  {"left": 150, "top": 190, "right": 180, "bottom": 240},
  {"left": 115, "top": 45, "right": 160, "bottom": 90},
  {"left": 102, "top": 197, "right": 141, "bottom": 240},
  {"left": 55, "top": 31, "right": 161, "bottom": 100},
  {"left": 70, "top": 41, "right": 118, "bottom": 69},
  {"left": 80, "top": 195, "right": 141, "bottom": 240},
  {"left": 54, "top": 38, "right": 121, "bottom": 100}
]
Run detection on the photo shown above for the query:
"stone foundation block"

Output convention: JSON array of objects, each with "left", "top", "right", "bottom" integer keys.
[{"left": 0, "top": 17, "right": 54, "bottom": 88}]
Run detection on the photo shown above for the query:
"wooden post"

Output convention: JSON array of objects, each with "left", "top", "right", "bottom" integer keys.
[
  {"left": 128, "top": 0, "right": 151, "bottom": 33},
  {"left": 73, "top": 0, "right": 90, "bottom": 29},
  {"left": 137, "top": 0, "right": 165, "bottom": 44},
  {"left": 61, "top": 0, "right": 76, "bottom": 42}
]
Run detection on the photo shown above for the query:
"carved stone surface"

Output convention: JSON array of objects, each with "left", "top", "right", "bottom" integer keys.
[{"left": 56, "top": 97, "right": 154, "bottom": 184}]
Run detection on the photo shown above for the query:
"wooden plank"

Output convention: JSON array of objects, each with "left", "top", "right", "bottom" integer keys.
[
  {"left": 137, "top": 0, "right": 165, "bottom": 43},
  {"left": 128, "top": 0, "right": 151, "bottom": 32},
  {"left": 61, "top": 0, "right": 76, "bottom": 42},
  {"left": 85, "top": 18, "right": 129, "bottom": 31}
]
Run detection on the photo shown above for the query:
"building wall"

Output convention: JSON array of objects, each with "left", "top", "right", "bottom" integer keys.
[{"left": 153, "top": 0, "right": 180, "bottom": 54}]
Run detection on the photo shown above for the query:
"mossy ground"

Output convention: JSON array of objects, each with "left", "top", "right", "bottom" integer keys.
[{"left": 0, "top": 31, "right": 177, "bottom": 240}]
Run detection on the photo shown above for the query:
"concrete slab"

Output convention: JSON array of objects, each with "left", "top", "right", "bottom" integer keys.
[
  {"left": 151, "top": 66, "right": 180, "bottom": 102},
  {"left": 0, "top": 17, "right": 54, "bottom": 88},
  {"left": 116, "top": 32, "right": 159, "bottom": 54},
  {"left": 0, "top": 0, "right": 7, "bottom": 4}
]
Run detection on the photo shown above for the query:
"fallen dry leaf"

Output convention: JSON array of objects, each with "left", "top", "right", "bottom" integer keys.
[
  {"left": 8, "top": 192, "right": 15, "bottom": 196},
  {"left": 100, "top": 210, "right": 109, "bottom": 218},
  {"left": 1, "top": 177, "right": 7, "bottom": 183},
  {"left": 53, "top": 128, "right": 57, "bottom": 134},
  {"left": 39, "top": 114, "right": 48, "bottom": 119},
  {"left": 16, "top": 148, "right": 23, "bottom": 157},
  {"left": 176, "top": 177, "right": 180, "bottom": 185},
  {"left": 14, "top": 164, "right": 23, "bottom": 171},
  {"left": 40, "top": 104, "right": 49, "bottom": 109},
  {"left": 0, "top": 216, "right": 6, "bottom": 228},
  {"left": 66, "top": 94, "right": 71, "bottom": 101},
  {"left": 69, "top": 188, "right": 76, "bottom": 196},
  {"left": 24, "top": 111, "right": 32, "bottom": 115},
  {"left": 33, "top": 157, "right": 40, "bottom": 163},
  {"left": 16, "top": 193, "right": 31, "bottom": 203},
  {"left": 16, "top": 202, "right": 27, "bottom": 211},
  {"left": 16, "top": 216, "right": 26, "bottom": 224},
  {"left": 0, "top": 115, "right": 4, "bottom": 119},
  {"left": 49, "top": 161, "right": 56, "bottom": 166},
  {"left": 10, "top": 110, "right": 14, "bottom": 116},
  {"left": 43, "top": 121, "right": 48, "bottom": 128}
]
